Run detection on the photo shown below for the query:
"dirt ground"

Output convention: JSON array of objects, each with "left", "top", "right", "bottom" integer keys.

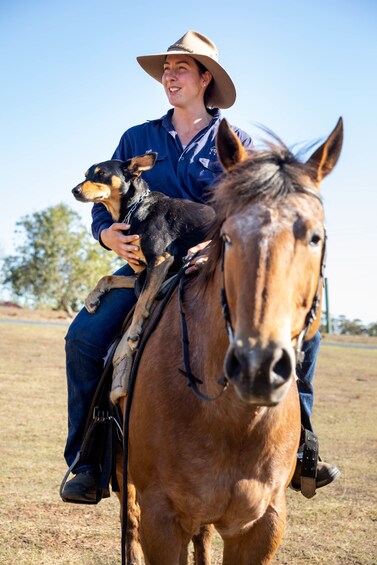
[{"left": 0, "top": 306, "right": 376, "bottom": 564}]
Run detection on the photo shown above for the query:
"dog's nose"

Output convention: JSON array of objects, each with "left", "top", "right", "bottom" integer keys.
[{"left": 72, "top": 185, "right": 81, "bottom": 197}]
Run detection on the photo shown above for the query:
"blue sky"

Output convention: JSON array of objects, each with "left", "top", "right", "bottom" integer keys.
[{"left": 0, "top": 0, "right": 376, "bottom": 323}]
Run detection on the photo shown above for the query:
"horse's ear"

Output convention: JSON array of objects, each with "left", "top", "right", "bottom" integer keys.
[
  {"left": 217, "top": 118, "right": 248, "bottom": 171},
  {"left": 126, "top": 152, "right": 158, "bottom": 177},
  {"left": 306, "top": 118, "right": 343, "bottom": 184}
]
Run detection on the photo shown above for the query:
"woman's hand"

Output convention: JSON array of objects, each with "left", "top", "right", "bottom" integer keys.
[
  {"left": 185, "top": 240, "right": 211, "bottom": 274},
  {"left": 100, "top": 223, "right": 141, "bottom": 265}
]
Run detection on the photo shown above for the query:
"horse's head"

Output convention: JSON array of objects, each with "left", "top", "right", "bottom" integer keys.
[{"left": 211, "top": 118, "right": 343, "bottom": 406}]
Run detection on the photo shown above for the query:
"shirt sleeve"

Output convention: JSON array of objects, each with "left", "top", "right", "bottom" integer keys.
[
  {"left": 111, "top": 130, "right": 133, "bottom": 160},
  {"left": 91, "top": 204, "right": 113, "bottom": 247},
  {"left": 232, "top": 126, "right": 254, "bottom": 150}
]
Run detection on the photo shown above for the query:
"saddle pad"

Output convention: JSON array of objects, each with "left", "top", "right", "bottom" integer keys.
[{"left": 110, "top": 272, "right": 180, "bottom": 403}]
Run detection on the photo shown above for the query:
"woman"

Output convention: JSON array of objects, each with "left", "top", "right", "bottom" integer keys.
[{"left": 62, "top": 30, "right": 338, "bottom": 503}]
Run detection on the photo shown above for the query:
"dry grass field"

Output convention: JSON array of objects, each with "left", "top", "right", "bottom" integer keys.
[{"left": 0, "top": 308, "right": 376, "bottom": 564}]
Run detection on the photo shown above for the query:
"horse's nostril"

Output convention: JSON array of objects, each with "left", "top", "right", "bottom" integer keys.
[
  {"left": 224, "top": 346, "right": 242, "bottom": 381},
  {"left": 272, "top": 348, "right": 292, "bottom": 382}
]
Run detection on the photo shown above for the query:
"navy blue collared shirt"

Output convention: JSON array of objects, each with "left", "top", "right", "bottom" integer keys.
[{"left": 91, "top": 108, "right": 253, "bottom": 242}]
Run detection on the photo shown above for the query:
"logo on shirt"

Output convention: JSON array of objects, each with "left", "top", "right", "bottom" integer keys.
[{"left": 209, "top": 146, "right": 217, "bottom": 156}]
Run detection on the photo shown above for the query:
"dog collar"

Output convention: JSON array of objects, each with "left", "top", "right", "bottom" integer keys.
[{"left": 122, "top": 189, "right": 151, "bottom": 225}]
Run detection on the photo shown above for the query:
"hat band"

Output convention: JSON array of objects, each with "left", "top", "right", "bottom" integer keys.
[
  {"left": 168, "top": 43, "right": 195, "bottom": 54},
  {"left": 167, "top": 43, "right": 217, "bottom": 61}
]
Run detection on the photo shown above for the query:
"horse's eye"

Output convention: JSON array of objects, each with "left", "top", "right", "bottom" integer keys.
[{"left": 310, "top": 233, "right": 321, "bottom": 246}]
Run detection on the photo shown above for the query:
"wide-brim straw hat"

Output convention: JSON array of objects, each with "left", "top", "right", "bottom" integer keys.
[{"left": 137, "top": 30, "right": 236, "bottom": 109}]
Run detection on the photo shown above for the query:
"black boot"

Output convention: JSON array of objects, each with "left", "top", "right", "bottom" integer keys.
[{"left": 61, "top": 471, "right": 110, "bottom": 504}]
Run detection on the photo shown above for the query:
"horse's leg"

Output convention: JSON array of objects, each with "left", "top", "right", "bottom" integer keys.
[
  {"left": 192, "top": 524, "right": 213, "bottom": 565},
  {"left": 222, "top": 497, "right": 286, "bottom": 565},
  {"left": 115, "top": 439, "right": 143, "bottom": 565},
  {"left": 114, "top": 483, "right": 143, "bottom": 565},
  {"left": 139, "top": 492, "right": 189, "bottom": 565}
]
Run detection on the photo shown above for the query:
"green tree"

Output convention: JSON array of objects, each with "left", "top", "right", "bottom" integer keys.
[
  {"left": 337, "top": 316, "right": 366, "bottom": 336},
  {"left": 2, "top": 203, "right": 120, "bottom": 316},
  {"left": 366, "top": 323, "right": 377, "bottom": 337}
]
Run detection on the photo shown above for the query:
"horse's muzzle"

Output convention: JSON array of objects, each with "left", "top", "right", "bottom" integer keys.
[{"left": 223, "top": 341, "right": 294, "bottom": 405}]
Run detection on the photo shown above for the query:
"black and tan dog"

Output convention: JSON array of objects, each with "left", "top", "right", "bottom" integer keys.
[{"left": 72, "top": 153, "right": 215, "bottom": 390}]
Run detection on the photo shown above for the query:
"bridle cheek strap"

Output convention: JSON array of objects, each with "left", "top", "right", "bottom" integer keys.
[
  {"left": 220, "top": 237, "right": 235, "bottom": 344},
  {"left": 295, "top": 228, "right": 327, "bottom": 366}
]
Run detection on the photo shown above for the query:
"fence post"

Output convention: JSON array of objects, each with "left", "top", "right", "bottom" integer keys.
[{"left": 324, "top": 277, "right": 332, "bottom": 334}]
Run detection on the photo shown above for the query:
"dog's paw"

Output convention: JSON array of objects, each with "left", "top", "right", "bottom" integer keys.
[
  {"left": 85, "top": 296, "right": 100, "bottom": 314},
  {"left": 127, "top": 334, "right": 140, "bottom": 351}
]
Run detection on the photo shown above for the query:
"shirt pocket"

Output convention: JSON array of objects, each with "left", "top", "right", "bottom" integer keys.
[
  {"left": 198, "top": 157, "right": 224, "bottom": 186},
  {"left": 143, "top": 153, "right": 168, "bottom": 192},
  {"left": 155, "top": 153, "right": 167, "bottom": 164}
]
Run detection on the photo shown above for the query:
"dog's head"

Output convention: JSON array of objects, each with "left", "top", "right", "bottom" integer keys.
[{"left": 72, "top": 153, "right": 157, "bottom": 220}]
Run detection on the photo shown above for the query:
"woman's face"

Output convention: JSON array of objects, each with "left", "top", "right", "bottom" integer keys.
[{"left": 162, "top": 55, "right": 211, "bottom": 109}]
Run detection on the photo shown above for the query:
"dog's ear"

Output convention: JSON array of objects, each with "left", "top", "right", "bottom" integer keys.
[{"left": 125, "top": 152, "right": 158, "bottom": 177}]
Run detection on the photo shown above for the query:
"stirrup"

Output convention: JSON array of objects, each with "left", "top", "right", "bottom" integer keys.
[
  {"left": 300, "top": 429, "right": 318, "bottom": 498},
  {"left": 290, "top": 429, "right": 319, "bottom": 498}
]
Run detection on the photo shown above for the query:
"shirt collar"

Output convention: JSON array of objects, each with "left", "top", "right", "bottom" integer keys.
[{"left": 148, "top": 107, "right": 221, "bottom": 134}]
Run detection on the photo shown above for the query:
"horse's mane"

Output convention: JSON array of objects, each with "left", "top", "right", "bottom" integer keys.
[{"left": 197, "top": 141, "right": 322, "bottom": 289}]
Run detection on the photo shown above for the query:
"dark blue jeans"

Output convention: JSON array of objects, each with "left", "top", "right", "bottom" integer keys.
[
  {"left": 64, "top": 262, "right": 321, "bottom": 469},
  {"left": 64, "top": 264, "right": 137, "bottom": 470},
  {"left": 296, "top": 330, "right": 321, "bottom": 432}
]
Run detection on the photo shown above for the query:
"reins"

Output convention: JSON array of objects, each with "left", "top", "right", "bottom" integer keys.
[{"left": 177, "top": 264, "right": 228, "bottom": 401}]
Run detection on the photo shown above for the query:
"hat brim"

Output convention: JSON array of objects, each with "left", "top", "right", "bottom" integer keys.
[{"left": 137, "top": 51, "right": 236, "bottom": 109}]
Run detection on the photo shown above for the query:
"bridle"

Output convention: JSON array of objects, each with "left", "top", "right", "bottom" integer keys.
[{"left": 295, "top": 227, "right": 327, "bottom": 365}]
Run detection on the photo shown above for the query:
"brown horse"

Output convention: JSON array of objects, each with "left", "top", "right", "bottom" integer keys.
[{"left": 117, "top": 117, "right": 343, "bottom": 564}]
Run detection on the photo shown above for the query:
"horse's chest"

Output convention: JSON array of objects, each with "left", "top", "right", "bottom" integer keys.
[{"left": 216, "top": 478, "right": 274, "bottom": 536}]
